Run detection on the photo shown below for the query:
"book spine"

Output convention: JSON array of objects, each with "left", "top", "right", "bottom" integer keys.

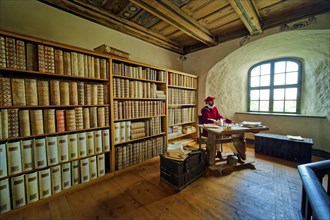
[
  {"left": 77, "top": 53, "right": 85, "bottom": 77},
  {"left": 6, "top": 141, "right": 22, "bottom": 175},
  {"left": 54, "top": 49, "right": 64, "bottom": 74},
  {"left": 8, "top": 108, "right": 19, "bottom": 138},
  {"left": 68, "top": 133, "right": 78, "bottom": 160},
  {"left": 5, "top": 37, "right": 17, "bottom": 68},
  {"left": 69, "top": 81, "right": 78, "bottom": 105},
  {"left": 77, "top": 132, "right": 87, "bottom": 158},
  {"left": 83, "top": 107, "right": 90, "bottom": 129},
  {"left": 37, "top": 80, "right": 50, "bottom": 106},
  {"left": 97, "top": 107, "right": 105, "bottom": 128},
  {"left": 0, "top": 178, "right": 11, "bottom": 214},
  {"left": 30, "top": 109, "right": 44, "bottom": 135},
  {"left": 94, "top": 130, "right": 102, "bottom": 153},
  {"left": 89, "top": 156, "right": 97, "bottom": 180},
  {"left": 44, "top": 46, "right": 55, "bottom": 73},
  {"left": 38, "top": 168, "right": 51, "bottom": 199},
  {"left": 33, "top": 138, "right": 47, "bottom": 169},
  {"left": 61, "top": 162, "right": 71, "bottom": 190},
  {"left": 26, "top": 43, "right": 38, "bottom": 71},
  {"left": 71, "top": 160, "right": 80, "bottom": 186},
  {"left": 58, "top": 135, "right": 69, "bottom": 162},
  {"left": 86, "top": 131, "right": 94, "bottom": 155},
  {"left": 102, "top": 129, "right": 110, "bottom": 152},
  {"left": 55, "top": 110, "right": 65, "bottom": 132},
  {"left": 25, "top": 79, "right": 38, "bottom": 106},
  {"left": 11, "top": 78, "right": 26, "bottom": 106},
  {"left": 77, "top": 82, "right": 85, "bottom": 105},
  {"left": 63, "top": 51, "right": 72, "bottom": 75},
  {"left": 43, "top": 109, "right": 56, "bottom": 134},
  {"left": 51, "top": 165, "right": 62, "bottom": 194},
  {"left": 16, "top": 40, "right": 26, "bottom": 70},
  {"left": 97, "top": 154, "right": 105, "bottom": 177},
  {"left": 0, "top": 36, "right": 6, "bottom": 68},
  {"left": 25, "top": 172, "right": 39, "bottom": 204},
  {"left": 75, "top": 107, "right": 83, "bottom": 130},
  {"left": 80, "top": 158, "right": 90, "bottom": 183},
  {"left": 50, "top": 80, "right": 60, "bottom": 106},
  {"left": 65, "top": 109, "right": 76, "bottom": 131},
  {"left": 60, "top": 81, "right": 70, "bottom": 105},
  {"left": 0, "top": 144, "right": 8, "bottom": 178},
  {"left": 20, "top": 139, "right": 33, "bottom": 172},
  {"left": 37, "top": 44, "right": 45, "bottom": 72},
  {"left": 11, "top": 174, "right": 26, "bottom": 208},
  {"left": 46, "top": 136, "right": 59, "bottom": 166},
  {"left": 0, "top": 77, "right": 12, "bottom": 106},
  {"left": 89, "top": 107, "right": 97, "bottom": 128},
  {"left": 1, "top": 109, "right": 8, "bottom": 139},
  {"left": 71, "top": 52, "right": 78, "bottom": 76}
]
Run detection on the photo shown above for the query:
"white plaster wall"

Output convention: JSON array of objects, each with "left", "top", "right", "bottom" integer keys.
[{"left": 0, "top": 0, "right": 182, "bottom": 70}]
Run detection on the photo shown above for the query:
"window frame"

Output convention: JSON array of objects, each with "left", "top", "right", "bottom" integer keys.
[{"left": 247, "top": 58, "right": 302, "bottom": 113}]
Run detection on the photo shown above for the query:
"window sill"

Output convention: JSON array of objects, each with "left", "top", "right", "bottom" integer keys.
[{"left": 235, "top": 112, "right": 326, "bottom": 119}]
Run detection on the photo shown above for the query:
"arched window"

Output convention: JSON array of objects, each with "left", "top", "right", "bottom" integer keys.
[{"left": 248, "top": 58, "right": 302, "bottom": 113}]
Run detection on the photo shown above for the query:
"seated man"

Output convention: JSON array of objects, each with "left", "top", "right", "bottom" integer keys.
[{"left": 201, "top": 96, "right": 244, "bottom": 163}]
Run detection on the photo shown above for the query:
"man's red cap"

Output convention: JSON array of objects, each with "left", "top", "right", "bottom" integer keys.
[{"left": 204, "top": 96, "right": 215, "bottom": 102}]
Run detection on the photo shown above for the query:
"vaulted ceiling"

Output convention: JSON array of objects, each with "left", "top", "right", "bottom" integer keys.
[{"left": 39, "top": 0, "right": 330, "bottom": 54}]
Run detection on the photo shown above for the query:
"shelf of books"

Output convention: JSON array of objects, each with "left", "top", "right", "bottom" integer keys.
[
  {"left": 167, "top": 71, "right": 198, "bottom": 145},
  {"left": 111, "top": 57, "right": 167, "bottom": 172},
  {"left": 0, "top": 30, "right": 113, "bottom": 216}
]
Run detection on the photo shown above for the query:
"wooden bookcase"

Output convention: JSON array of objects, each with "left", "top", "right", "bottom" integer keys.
[
  {"left": 167, "top": 70, "right": 198, "bottom": 145},
  {"left": 110, "top": 57, "right": 167, "bottom": 172},
  {"left": 0, "top": 30, "right": 114, "bottom": 216}
]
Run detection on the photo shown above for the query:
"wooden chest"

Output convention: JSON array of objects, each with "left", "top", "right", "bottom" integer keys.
[
  {"left": 255, "top": 133, "right": 313, "bottom": 164},
  {"left": 160, "top": 151, "right": 206, "bottom": 190}
]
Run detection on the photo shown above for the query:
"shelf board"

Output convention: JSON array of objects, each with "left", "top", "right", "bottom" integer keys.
[
  {"left": 168, "top": 131, "right": 196, "bottom": 140},
  {"left": 0, "top": 104, "right": 110, "bottom": 109},
  {"left": 0, "top": 126, "right": 110, "bottom": 142},
  {"left": 168, "top": 84, "right": 197, "bottom": 90},
  {"left": 112, "top": 74, "right": 166, "bottom": 84},
  {"left": 114, "top": 115, "right": 166, "bottom": 121},
  {"left": 0, "top": 67, "right": 109, "bottom": 82},
  {"left": 114, "top": 132, "right": 166, "bottom": 145},
  {"left": 168, "top": 121, "right": 196, "bottom": 126},
  {"left": 168, "top": 104, "right": 197, "bottom": 107}
]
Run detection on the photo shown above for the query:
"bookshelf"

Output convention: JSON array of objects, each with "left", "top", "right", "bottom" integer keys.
[
  {"left": 110, "top": 57, "right": 167, "bottom": 171},
  {"left": 167, "top": 70, "right": 198, "bottom": 144},
  {"left": 0, "top": 30, "right": 113, "bottom": 215}
]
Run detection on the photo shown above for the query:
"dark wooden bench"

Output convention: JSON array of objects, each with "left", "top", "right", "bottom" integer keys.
[{"left": 254, "top": 133, "right": 313, "bottom": 164}]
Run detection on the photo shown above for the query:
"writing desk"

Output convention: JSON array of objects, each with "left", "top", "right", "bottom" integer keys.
[{"left": 202, "top": 125, "right": 269, "bottom": 169}]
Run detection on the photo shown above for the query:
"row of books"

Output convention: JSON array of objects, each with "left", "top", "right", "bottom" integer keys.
[
  {"left": 168, "top": 107, "right": 196, "bottom": 125},
  {"left": 0, "top": 129, "right": 110, "bottom": 178},
  {"left": 113, "top": 78, "right": 165, "bottom": 99},
  {"left": 168, "top": 72, "right": 197, "bottom": 88},
  {"left": 0, "top": 107, "right": 109, "bottom": 139},
  {"left": 114, "top": 117, "right": 162, "bottom": 144},
  {"left": 112, "top": 62, "right": 167, "bottom": 82},
  {"left": 115, "top": 136, "right": 165, "bottom": 170},
  {"left": 113, "top": 100, "right": 165, "bottom": 120},
  {"left": 0, "top": 77, "right": 108, "bottom": 107},
  {"left": 0, "top": 154, "right": 106, "bottom": 214},
  {"left": 168, "top": 88, "right": 196, "bottom": 105},
  {"left": 168, "top": 125, "right": 196, "bottom": 138},
  {"left": 0, "top": 36, "right": 109, "bottom": 79}
]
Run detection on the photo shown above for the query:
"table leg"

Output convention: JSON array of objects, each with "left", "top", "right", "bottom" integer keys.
[
  {"left": 206, "top": 132, "right": 217, "bottom": 166},
  {"left": 232, "top": 133, "right": 246, "bottom": 160}
]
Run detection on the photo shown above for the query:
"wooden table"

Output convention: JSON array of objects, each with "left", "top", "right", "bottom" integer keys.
[{"left": 202, "top": 125, "right": 269, "bottom": 170}]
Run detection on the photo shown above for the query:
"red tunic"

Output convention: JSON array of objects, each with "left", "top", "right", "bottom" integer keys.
[{"left": 201, "top": 105, "right": 232, "bottom": 136}]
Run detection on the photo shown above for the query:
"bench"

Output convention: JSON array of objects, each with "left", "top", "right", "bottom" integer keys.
[{"left": 254, "top": 133, "right": 313, "bottom": 164}]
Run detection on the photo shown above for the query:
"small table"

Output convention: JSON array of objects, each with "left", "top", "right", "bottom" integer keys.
[{"left": 202, "top": 125, "right": 269, "bottom": 170}]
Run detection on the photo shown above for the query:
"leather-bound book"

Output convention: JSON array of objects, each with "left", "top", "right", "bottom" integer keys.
[
  {"left": 60, "top": 81, "right": 70, "bottom": 105},
  {"left": 0, "top": 36, "right": 6, "bottom": 68},
  {"left": 37, "top": 44, "right": 45, "bottom": 72},
  {"left": 84, "top": 55, "right": 88, "bottom": 77},
  {"left": 19, "top": 109, "right": 31, "bottom": 137},
  {"left": 57, "top": 135, "right": 69, "bottom": 162},
  {"left": 77, "top": 132, "right": 87, "bottom": 158},
  {"left": 6, "top": 141, "right": 22, "bottom": 175},
  {"left": 100, "top": 59, "right": 107, "bottom": 79},
  {"left": 97, "top": 84, "right": 104, "bottom": 105},
  {"left": 30, "top": 109, "right": 44, "bottom": 135},
  {"left": 80, "top": 158, "right": 90, "bottom": 183},
  {"left": 85, "top": 83, "right": 92, "bottom": 105},
  {"left": 90, "top": 57, "right": 95, "bottom": 79},
  {"left": 77, "top": 82, "right": 85, "bottom": 105},
  {"left": 20, "top": 139, "right": 33, "bottom": 172},
  {"left": 50, "top": 80, "right": 60, "bottom": 106},
  {"left": 86, "top": 131, "right": 94, "bottom": 155},
  {"left": 89, "top": 107, "right": 97, "bottom": 128},
  {"left": 8, "top": 108, "right": 19, "bottom": 138},
  {"left": 37, "top": 80, "right": 50, "bottom": 106},
  {"left": 0, "top": 77, "right": 12, "bottom": 106},
  {"left": 87, "top": 56, "right": 92, "bottom": 78},
  {"left": 77, "top": 53, "right": 85, "bottom": 77},
  {"left": 26, "top": 42, "right": 38, "bottom": 71},
  {"left": 54, "top": 49, "right": 64, "bottom": 74},
  {"left": 71, "top": 160, "right": 80, "bottom": 186},
  {"left": 10, "top": 174, "right": 26, "bottom": 209},
  {"left": 1, "top": 109, "right": 9, "bottom": 139},
  {"left": 94, "top": 58, "right": 100, "bottom": 79},
  {"left": 105, "top": 106, "right": 109, "bottom": 126},
  {"left": 83, "top": 108, "right": 90, "bottom": 129},
  {"left": 11, "top": 78, "right": 26, "bottom": 106},
  {"left": 16, "top": 40, "right": 26, "bottom": 70},
  {"left": 61, "top": 162, "right": 71, "bottom": 190},
  {"left": 33, "top": 138, "right": 47, "bottom": 169},
  {"left": 71, "top": 52, "right": 78, "bottom": 76},
  {"left": 44, "top": 46, "right": 55, "bottom": 73},
  {"left": 46, "top": 136, "right": 59, "bottom": 166},
  {"left": 25, "top": 78, "right": 38, "bottom": 106},
  {"left": 97, "top": 107, "right": 105, "bottom": 128},
  {"left": 75, "top": 107, "right": 83, "bottom": 130},
  {"left": 55, "top": 110, "right": 65, "bottom": 132},
  {"left": 38, "top": 168, "right": 51, "bottom": 199},
  {"left": 103, "top": 84, "right": 109, "bottom": 104},
  {"left": 5, "top": 37, "right": 17, "bottom": 69},
  {"left": 68, "top": 133, "right": 78, "bottom": 160},
  {"left": 69, "top": 81, "right": 78, "bottom": 105},
  {"left": 91, "top": 84, "right": 98, "bottom": 105},
  {"left": 65, "top": 109, "right": 76, "bottom": 131},
  {"left": 43, "top": 109, "right": 56, "bottom": 134},
  {"left": 51, "top": 165, "right": 61, "bottom": 194},
  {"left": 25, "top": 171, "right": 39, "bottom": 204},
  {"left": 63, "top": 51, "right": 71, "bottom": 75}
]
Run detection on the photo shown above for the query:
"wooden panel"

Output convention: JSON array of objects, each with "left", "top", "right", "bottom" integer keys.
[
  {"left": 199, "top": 5, "right": 238, "bottom": 28},
  {"left": 255, "top": 0, "right": 283, "bottom": 10},
  {"left": 192, "top": 0, "right": 230, "bottom": 20}
]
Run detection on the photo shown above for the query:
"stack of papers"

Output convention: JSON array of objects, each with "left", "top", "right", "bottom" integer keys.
[
  {"left": 241, "top": 121, "right": 262, "bottom": 128},
  {"left": 287, "top": 135, "right": 304, "bottom": 141},
  {"left": 164, "top": 144, "right": 191, "bottom": 161},
  {"left": 203, "top": 124, "right": 220, "bottom": 128}
]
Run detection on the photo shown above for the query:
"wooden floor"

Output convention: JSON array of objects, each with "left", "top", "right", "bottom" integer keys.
[{"left": 3, "top": 145, "right": 310, "bottom": 220}]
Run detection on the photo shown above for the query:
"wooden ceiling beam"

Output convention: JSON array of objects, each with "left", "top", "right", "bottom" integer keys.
[
  {"left": 130, "top": 0, "right": 217, "bottom": 46},
  {"left": 228, "top": 0, "right": 263, "bottom": 35},
  {"left": 38, "top": 0, "right": 184, "bottom": 54}
]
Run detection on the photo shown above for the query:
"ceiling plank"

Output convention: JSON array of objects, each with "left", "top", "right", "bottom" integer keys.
[
  {"left": 39, "top": 0, "right": 185, "bottom": 54},
  {"left": 228, "top": 0, "right": 263, "bottom": 35},
  {"left": 130, "top": 0, "right": 217, "bottom": 46}
]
